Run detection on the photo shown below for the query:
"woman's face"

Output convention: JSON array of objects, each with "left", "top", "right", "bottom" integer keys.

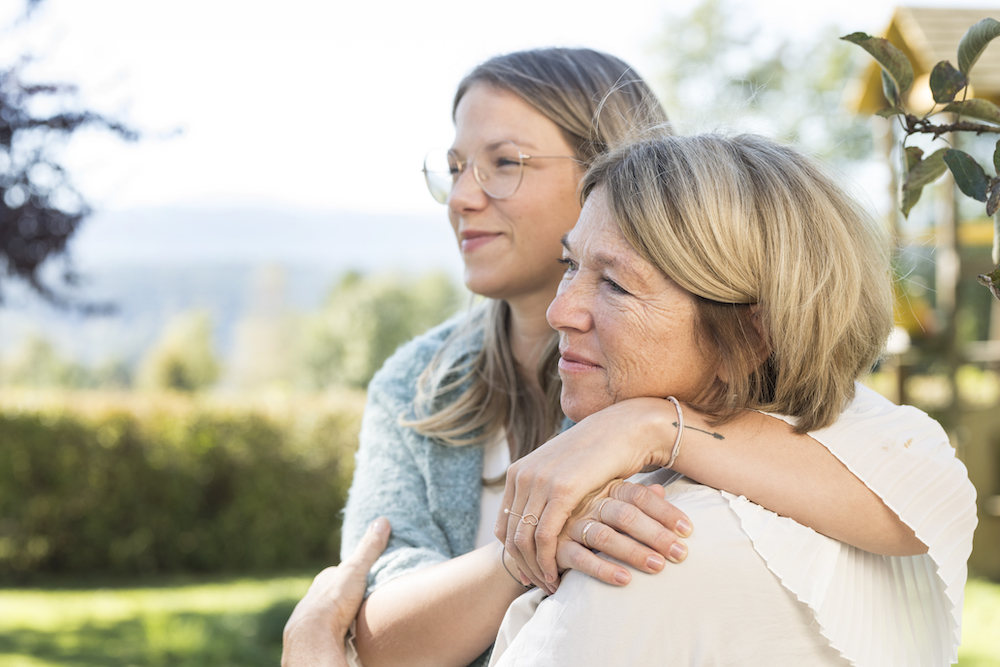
[
  {"left": 449, "top": 84, "right": 584, "bottom": 305},
  {"left": 546, "top": 187, "right": 720, "bottom": 423}
]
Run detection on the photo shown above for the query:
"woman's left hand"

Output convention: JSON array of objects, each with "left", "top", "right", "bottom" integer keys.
[{"left": 495, "top": 398, "right": 692, "bottom": 593}]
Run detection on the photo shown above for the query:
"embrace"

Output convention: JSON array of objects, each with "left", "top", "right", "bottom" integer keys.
[{"left": 284, "top": 48, "right": 978, "bottom": 667}]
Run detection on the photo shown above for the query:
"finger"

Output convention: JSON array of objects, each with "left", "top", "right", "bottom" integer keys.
[
  {"left": 615, "top": 481, "right": 693, "bottom": 537},
  {"left": 534, "top": 502, "right": 573, "bottom": 586},
  {"left": 603, "top": 491, "right": 689, "bottom": 564},
  {"left": 511, "top": 507, "right": 551, "bottom": 593},
  {"left": 557, "top": 537, "right": 631, "bottom": 586},
  {"left": 503, "top": 491, "right": 542, "bottom": 590},
  {"left": 495, "top": 463, "right": 518, "bottom": 542},
  {"left": 584, "top": 516, "right": 687, "bottom": 574}
]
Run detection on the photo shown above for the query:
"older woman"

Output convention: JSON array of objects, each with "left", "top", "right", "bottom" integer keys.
[{"left": 490, "top": 134, "right": 977, "bottom": 666}]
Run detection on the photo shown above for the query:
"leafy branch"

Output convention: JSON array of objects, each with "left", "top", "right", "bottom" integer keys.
[{"left": 844, "top": 18, "right": 1000, "bottom": 300}]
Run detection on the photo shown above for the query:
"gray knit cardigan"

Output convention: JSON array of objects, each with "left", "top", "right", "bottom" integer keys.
[{"left": 340, "top": 316, "right": 492, "bottom": 666}]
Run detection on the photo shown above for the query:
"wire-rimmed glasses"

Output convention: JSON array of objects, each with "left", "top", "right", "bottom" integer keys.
[{"left": 422, "top": 140, "right": 579, "bottom": 204}]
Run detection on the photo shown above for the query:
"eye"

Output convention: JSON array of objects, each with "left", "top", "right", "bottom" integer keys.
[
  {"left": 557, "top": 257, "right": 578, "bottom": 274},
  {"left": 603, "top": 276, "right": 630, "bottom": 295}
]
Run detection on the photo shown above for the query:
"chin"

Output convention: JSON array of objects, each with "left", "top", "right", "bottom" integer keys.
[{"left": 560, "top": 393, "right": 609, "bottom": 424}]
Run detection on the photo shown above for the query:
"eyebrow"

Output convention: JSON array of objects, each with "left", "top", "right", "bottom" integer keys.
[{"left": 561, "top": 234, "right": 646, "bottom": 284}]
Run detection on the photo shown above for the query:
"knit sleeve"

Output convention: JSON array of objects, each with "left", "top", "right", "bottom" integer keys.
[
  {"left": 725, "top": 383, "right": 978, "bottom": 666},
  {"left": 340, "top": 321, "right": 467, "bottom": 597}
]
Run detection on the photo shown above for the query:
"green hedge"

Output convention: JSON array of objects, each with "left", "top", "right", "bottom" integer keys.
[{"left": 0, "top": 393, "right": 362, "bottom": 580}]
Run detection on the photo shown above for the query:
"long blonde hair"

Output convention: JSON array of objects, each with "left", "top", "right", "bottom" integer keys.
[
  {"left": 405, "top": 48, "right": 669, "bottom": 460},
  {"left": 582, "top": 134, "right": 893, "bottom": 432}
]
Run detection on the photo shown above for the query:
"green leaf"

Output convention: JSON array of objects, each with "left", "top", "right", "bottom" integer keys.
[
  {"left": 977, "top": 265, "right": 1000, "bottom": 300},
  {"left": 881, "top": 71, "right": 900, "bottom": 107},
  {"left": 994, "top": 139, "right": 1000, "bottom": 175},
  {"left": 929, "top": 61, "right": 967, "bottom": 103},
  {"left": 904, "top": 148, "right": 948, "bottom": 190},
  {"left": 842, "top": 32, "right": 914, "bottom": 97},
  {"left": 942, "top": 98, "right": 1000, "bottom": 124},
  {"left": 958, "top": 18, "right": 1000, "bottom": 75},
  {"left": 901, "top": 147, "right": 926, "bottom": 216},
  {"left": 876, "top": 107, "right": 905, "bottom": 118},
  {"left": 944, "top": 149, "right": 990, "bottom": 201}
]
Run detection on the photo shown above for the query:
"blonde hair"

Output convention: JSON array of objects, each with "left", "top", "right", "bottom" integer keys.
[
  {"left": 582, "top": 134, "right": 893, "bottom": 432},
  {"left": 405, "top": 48, "right": 669, "bottom": 460}
]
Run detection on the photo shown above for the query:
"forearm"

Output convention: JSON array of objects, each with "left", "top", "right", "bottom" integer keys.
[
  {"left": 638, "top": 399, "right": 926, "bottom": 556},
  {"left": 355, "top": 542, "right": 528, "bottom": 667}
]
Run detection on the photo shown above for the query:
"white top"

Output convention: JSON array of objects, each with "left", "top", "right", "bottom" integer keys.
[
  {"left": 476, "top": 431, "right": 512, "bottom": 549},
  {"left": 489, "top": 384, "right": 978, "bottom": 667}
]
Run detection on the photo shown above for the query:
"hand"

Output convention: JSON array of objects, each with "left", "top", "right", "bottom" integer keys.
[
  {"left": 495, "top": 399, "right": 692, "bottom": 592},
  {"left": 553, "top": 481, "right": 692, "bottom": 588},
  {"left": 282, "top": 517, "right": 391, "bottom": 667}
]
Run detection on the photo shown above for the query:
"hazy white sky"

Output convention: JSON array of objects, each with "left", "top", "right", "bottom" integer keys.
[{"left": 1, "top": 0, "right": 997, "bottom": 217}]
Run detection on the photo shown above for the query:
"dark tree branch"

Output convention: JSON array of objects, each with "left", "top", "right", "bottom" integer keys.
[{"left": 903, "top": 114, "right": 1000, "bottom": 137}]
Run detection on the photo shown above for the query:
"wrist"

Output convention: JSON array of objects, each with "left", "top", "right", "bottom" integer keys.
[{"left": 637, "top": 396, "right": 681, "bottom": 468}]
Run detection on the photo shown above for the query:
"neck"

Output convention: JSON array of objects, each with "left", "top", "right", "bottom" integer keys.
[{"left": 506, "top": 289, "right": 557, "bottom": 388}]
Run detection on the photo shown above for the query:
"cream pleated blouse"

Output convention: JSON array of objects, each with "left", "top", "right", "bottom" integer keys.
[{"left": 490, "top": 384, "right": 978, "bottom": 667}]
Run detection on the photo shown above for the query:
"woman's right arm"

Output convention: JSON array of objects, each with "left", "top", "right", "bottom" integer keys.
[{"left": 355, "top": 541, "right": 528, "bottom": 667}]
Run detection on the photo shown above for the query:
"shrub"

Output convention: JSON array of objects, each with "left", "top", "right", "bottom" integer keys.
[{"left": 0, "top": 391, "right": 362, "bottom": 580}]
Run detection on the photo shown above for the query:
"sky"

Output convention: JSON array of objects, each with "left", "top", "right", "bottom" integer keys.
[{"left": 5, "top": 0, "right": 994, "bottom": 219}]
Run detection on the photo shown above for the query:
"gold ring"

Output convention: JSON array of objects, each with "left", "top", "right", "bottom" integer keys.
[
  {"left": 581, "top": 520, "right": 598, "bottom": 549},
  {"left": 597, "top": 498, "right": 612, "bottom": 523}
]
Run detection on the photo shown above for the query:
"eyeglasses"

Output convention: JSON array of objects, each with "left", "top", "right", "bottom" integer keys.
[{"left": 422, "top": 140, "right": 579, "bottom": 204}]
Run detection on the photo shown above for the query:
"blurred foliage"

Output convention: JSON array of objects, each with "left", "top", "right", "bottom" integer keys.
[
  {"left": 300, "top": 270, "right": 464, "bottom": 389},
  {"left": 0, "top": 4, "right": 137, "bottom": 307},
  {"left": 0, "top": 334, "right": 131, "bottom": 389},
  {"left": 0, "top": 390, "right": 363, "bottom": 580},
  {"left": 653, "top": 0, "right": 873, "bottom": 164},
  {"left": 136, "top": 311, "right": 219, "bottom": 392}
]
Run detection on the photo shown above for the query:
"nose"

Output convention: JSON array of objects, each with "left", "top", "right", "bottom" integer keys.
[
  {"left": 546, "top": 273, "right": 593, "bottom": 333},
  {"left": 447, "top": 166, "right": 489, "bottom": 214}
]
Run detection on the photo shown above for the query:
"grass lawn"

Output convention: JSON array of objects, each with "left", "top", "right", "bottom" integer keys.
[
  {"left": 0, "top": 574, "right": 312, "bottom": 667},
  {"left": 0, "top": 574, "right": 997, "bottom": 666}
]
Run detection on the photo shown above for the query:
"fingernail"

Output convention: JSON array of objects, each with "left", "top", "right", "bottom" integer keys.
[
  {"left": 668, "top": 542, "right": 688, "bottom": 563},
  {"left": 520, "top": 573, "right": 531, "bottom": 586},
  {"left": 371, "top": 518, "right": 389, "bottom": 536},
  {"left": 646, "top": 554, "right": 665, "bottom": 571},
  {"left": 545, "top": 571, "right": 556, "bottom": 583},
  {"left": 675, "top": 519, "right": 693, "bottom": 537},
  {"left": 614, "top": 570, "right": 630, "bottom": 585}
]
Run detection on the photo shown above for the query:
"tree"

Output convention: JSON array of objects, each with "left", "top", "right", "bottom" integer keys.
[
  {"left": 136, "top": 311, "right": 220, "bottom": 392},
  {"left": 0, "top": 0, "right": 137, "bottom": 308},
  {"left": 843, "top": 19, "right": 1000, "bottom": 300},
  {"left": 652, "top": 0, "right": 873, "bottom": 165}
]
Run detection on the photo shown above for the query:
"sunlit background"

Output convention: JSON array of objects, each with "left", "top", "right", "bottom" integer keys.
[{"left": 1, "top": 0, "right": 999, "bottom": 664}]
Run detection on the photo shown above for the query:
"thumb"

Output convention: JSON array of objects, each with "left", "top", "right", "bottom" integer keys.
[{"left": 343, "top": 517, "right": 391, "bottom": 573}]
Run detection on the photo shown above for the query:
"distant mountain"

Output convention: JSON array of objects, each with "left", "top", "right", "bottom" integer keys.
[
  {"left": 69, "top": 205, "right": 464, "bottom": 271},
  {"left": 0, "top": 206, "right": 465, "bottom": 366}
]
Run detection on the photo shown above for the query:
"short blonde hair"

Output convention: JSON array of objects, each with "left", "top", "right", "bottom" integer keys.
[{"left": 582, "top": 134, "right": 893, "bottom": 432}]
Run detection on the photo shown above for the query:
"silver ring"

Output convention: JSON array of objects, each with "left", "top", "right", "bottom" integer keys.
[
  {"left": 581, "top": 520, "right": 598, "bottom": 549},
  {"left": 597, "top": 498, "right": 612, "bottom": 523}
]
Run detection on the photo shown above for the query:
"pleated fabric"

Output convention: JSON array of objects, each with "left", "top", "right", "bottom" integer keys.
[{"left": 726, "top": 383, "right": 978, "bottom": 667}]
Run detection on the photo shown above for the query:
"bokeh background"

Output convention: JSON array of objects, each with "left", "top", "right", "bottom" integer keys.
[{"left": 1, "top": 0, "right": 999, "bottom": 664}]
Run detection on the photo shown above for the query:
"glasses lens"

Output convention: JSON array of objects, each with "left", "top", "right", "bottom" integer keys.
[
  {"left": 423, "top": 149, "right": 457, "bottom": 204},
  {"left": 473, "top": 141, "right": 523, "bottom": 199}
]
